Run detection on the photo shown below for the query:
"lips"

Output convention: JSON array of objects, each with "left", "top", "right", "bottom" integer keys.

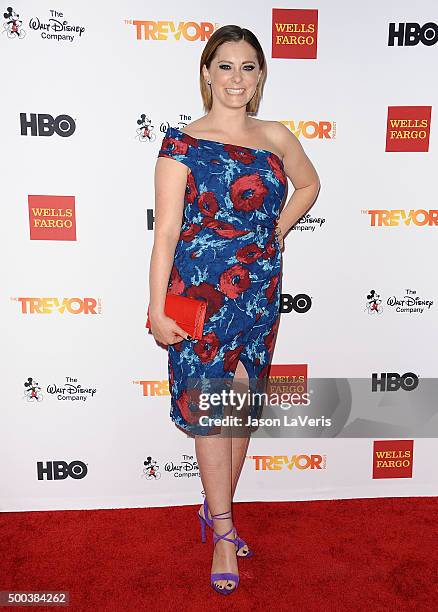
[{"left": 226, "top": 88, "right": 244, "bottom": 94}]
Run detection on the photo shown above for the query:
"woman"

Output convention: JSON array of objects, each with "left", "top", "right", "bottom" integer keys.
[{"left": 148, "top": 25, "right": 320, "bottom": 595}]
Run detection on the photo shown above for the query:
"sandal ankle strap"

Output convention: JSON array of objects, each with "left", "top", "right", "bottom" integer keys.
[
  {"left": 213, "top": 525, "right": 238, "bottom": 546},
  {"left": 211, "top": 508, "right": 232, "bottom": 519}
]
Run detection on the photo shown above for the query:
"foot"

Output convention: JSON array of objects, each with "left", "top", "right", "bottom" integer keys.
[
  {"left": 199, "top": 503, "right": 250, "bottom": 557},
  {"left": 211, "top": 525, "right": 239, "bottom": 593}
]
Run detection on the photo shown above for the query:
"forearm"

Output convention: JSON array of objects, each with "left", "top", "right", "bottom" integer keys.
[
  {"left": 278, "top": 183, "right": 320, "bottom": 236},
  {"left": 148, "top": 234, "right": 179, "bottom": 317}
]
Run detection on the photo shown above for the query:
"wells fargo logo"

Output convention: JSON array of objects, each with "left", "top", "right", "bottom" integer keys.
[
  {"left": 248, "top": 454, "right": 326, "bottom": 470},
  {"left": 272, "top": 8, "right": 318, "bottom": 59},
  {"left": 28, "top": 195, "right": 76, "bottom": 241},
  {"left": 12, "top": 297, "right": 101, "bottom": 314},
  {"left": 125, "top": 19, "right": 215, "bottom": 41},
  {"left": 281, "top": 120, "right": 335, "bottom": 139},
  {"left": 365, "top": 209, "right": 438, "bottom": 227},
  {"left": 385, "top": 106, "right": 431, "bottom": 152},
  {"left": 267, "top": 364, "right": 307, "bottom": 404},
  {"left": 135, "top": 380, "right": 170, "bottom": 396},
  {"left": 372, "top": 440, "right": 413, "bottom": 479}
]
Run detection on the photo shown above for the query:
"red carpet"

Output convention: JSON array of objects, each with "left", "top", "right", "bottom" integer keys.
[{"left": 1, "top": 497, "right": 437, "bottom": 611}]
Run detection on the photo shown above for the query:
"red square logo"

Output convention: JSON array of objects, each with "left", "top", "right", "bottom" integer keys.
[
  {"left": 385, "top": 106, "right": 431, "bottom": 152},
  {"left": 266, "top": 364, "right": 308, "bottom": 403},
  {"left": 272, "top": 8, "right": 318, "bottom": 59},
  {"left": 28, "top": 195, "right": 76, "bottom": 241},
  {"left": 373, "top": 440, "right": 414, "bottom": 479}
]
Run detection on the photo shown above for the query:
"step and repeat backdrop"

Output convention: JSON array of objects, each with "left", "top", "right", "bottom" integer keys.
[{"left": 1, "top": 1, "right": 437, "bottom": 512}]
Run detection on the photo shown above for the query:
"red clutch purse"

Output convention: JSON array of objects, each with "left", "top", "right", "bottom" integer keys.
[{"left": 145, "top": 294, "right": 207, "bottom": 340}]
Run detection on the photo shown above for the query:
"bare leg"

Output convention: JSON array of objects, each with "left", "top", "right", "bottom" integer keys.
[
  {"left": 195, "top": 434, "right": 237, "bottom": 591},
  {"left": 230, "top": 360, "right": 251, "bottom": 555},
  {"left": 198, "top": 359, "right": 250, "bottom": 507},
  {"left": 196, "top": 359, "right": 251, "bottom": 583},
  {"left": 231, "top": 359, "right": 251, "bottom": 496}
]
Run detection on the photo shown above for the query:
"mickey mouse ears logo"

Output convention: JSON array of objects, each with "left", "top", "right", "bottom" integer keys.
[
  {"left": 137, "top": 114, "right": 149, "bottom": 126},
  {"left": 367, "top": 289, "right": 380, "bottom": 300}
]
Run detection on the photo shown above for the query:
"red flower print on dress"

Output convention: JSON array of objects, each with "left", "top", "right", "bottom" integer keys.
[
  {"left": 180, "top": 133, "right": 199, "bottom": 148},
  {"left": 186, "top": 282, "right": 224, "bottom": 319},
  {"left": 180, "top": 223, "right": 202, "bottom": 242},
  {"left": 198, "top": 191, "right": 219, "bottom": 217},
  {"left": 223, "top": 144, "right": 257, "bottom": 165},
  {"left": 219, "top": 264, "right": 251, "bottom": 299},
  {"left": 185, "top": 171, "right": 198, "bottom": 204},
  {"left": 161, "top": 133, "right": 198, "bottom": 156},
  {"left": 223, "top": 345, "right": 244, "bottom": 372},
  {"left": 267, "top": 155, "right": 287, "bottom": 186},
  {"left": 230, "top": 174, "right": 269, "bottom": 212},
  {"left": 167, "top": 264, "right": 185, "bottom": 295},
  {"left": 194, "top": 331, "right": 220, "bottom": 363},
  {"left": 265, "top": 275, "right": 279, "bottom": 304},
  {"left": 236, "top": 243, "right": 264, "bottom": 264},
  {"left": 176, "top": 389, "right": 201, "bottom": 424},
  {"left": 161, "top": 135, "right": 189, "bottom": 158},
  {"left": 201, "top": 217, "right": 250, "bottom": 238}
]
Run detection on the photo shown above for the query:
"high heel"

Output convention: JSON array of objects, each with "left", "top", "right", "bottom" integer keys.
[
  {"left": 198, "top": 511, "right": 207, "bottom": 543},
  {"left": 197, "top": 497, "right": 253, "bottom": 557},
  {"left": 210, "top": 509, "right": 239, "bottom": 595}
]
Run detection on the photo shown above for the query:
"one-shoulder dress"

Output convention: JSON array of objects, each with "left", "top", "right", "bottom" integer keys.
[{"left": 157, "top": 126, "right": 287, "bottom": 435}]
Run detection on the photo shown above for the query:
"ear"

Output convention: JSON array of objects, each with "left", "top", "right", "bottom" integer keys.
[{"left": 202, "top": 65, "right": 209, "bottom": 81}]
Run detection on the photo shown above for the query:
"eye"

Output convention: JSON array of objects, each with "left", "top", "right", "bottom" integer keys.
[{"left": 218, "top": 64, "right": 256, "bottom": 71}]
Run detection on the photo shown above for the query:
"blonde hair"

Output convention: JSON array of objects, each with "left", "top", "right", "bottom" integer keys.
[{"left": 199, "top": 25, "right": 267, "bottom": 115}]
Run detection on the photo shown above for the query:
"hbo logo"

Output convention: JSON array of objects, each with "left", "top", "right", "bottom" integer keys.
[
  {"left": 388, "top": 22, "right": 438, "bottom": 46},
  {"left": 37, "top": 460, "right": 87, "bottom": 480},
  {"left": 20, "top": 113, "right": 76, "bottom": 137},
  {"left": 280, "top": 293, "right": 312, "bottom": 314},
  {"left": 371, "top": 372, "right": 419, "bottom": 392}
]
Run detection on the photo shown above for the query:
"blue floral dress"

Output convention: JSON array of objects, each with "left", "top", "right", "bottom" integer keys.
[{"left": 157, "top": 126, "right": 287, "bottom": 435}]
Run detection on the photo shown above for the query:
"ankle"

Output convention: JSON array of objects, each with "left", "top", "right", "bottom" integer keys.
[{"left": 212, "top": 517, "right": 233, "bottom": 533}]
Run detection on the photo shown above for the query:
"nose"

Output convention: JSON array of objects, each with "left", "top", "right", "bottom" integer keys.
[{"left": 231, "top": 69, "right": 243, "bottom": 84}]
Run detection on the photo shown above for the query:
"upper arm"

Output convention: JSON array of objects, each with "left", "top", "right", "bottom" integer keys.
[
  {"left": 272, "top": 121, "right": 320, "bottom": 190},
  {"left": 154, "top": 128, "right": 199, "bottom": 240},
  {"left": 154, "top": 157, "right": 188, "bottom": 239}
]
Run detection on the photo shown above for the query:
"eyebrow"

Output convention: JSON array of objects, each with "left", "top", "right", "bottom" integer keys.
[{"left": 216, "top": 59, "right": 256, "bottom": 64}]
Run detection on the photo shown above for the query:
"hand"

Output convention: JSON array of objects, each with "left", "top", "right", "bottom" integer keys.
[
  {"left": 275, "top": 224, "right": 285, "bottom": 251},
  {"left": 148, "top": 312, "right": 192, "bottom": 345}
]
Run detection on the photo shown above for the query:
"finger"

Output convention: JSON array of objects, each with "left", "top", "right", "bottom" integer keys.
[
  {"left": 170, "top": 334, "right": 186, "bottom": 345},
  {"left": 174, "top": 326, "right": 192, "bottom": 341}
]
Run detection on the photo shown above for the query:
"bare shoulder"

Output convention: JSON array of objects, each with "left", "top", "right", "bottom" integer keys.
[
  {"left": 179, "top": 119, "right": 206, "bottom": 137},
  {"left": 251, "top": 118, "right": 300, "bottom": 158},
  {"left": 265, "top": 120, "right": 300, "bottom": 151},
  {"left": 260, "top": 120, "right": 320, "bottom": 189}
]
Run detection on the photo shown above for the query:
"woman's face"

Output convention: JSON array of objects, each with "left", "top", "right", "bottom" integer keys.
[{"left": 203, "top": 39, "right": 261, "bottom": 109}]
